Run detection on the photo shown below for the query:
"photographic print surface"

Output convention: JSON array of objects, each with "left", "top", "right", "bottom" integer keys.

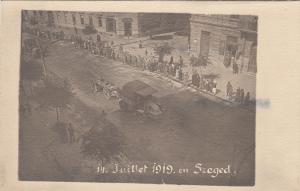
[{"left": 19, "top": 10, "right": 257, "bottom": 186}]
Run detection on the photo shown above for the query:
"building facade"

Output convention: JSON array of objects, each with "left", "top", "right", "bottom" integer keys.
[
  {"left": 53, "top": 12, "right": 141, "bottom": 36},
  {"left": 23, "top": 10, "right": 190, "bottom": 38},
  {"left": 189, "top": 15, "right": 257, "bottom": 73}
]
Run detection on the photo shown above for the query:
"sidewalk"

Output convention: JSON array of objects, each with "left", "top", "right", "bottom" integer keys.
[
  {"left": 36, "top": 25, "right": 256, "bottom": 108},
  {"left": 120, "top": 33, "right": 256, "bottom": 103}
]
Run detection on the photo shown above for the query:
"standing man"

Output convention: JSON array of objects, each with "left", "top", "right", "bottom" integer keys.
[
  {"left": 240, "top": 89, "right": 245, "bottom": 104},
  {"left": 169, "top": 56, "right": 174, "bottom": 66},
  {"left": 68, "top": 122, "right": 75, "bottom": 143},
  {"left": 226, "top": 81, "right": 233, "bottom": 99},
  {"left": 244, "top": 92, "right": 250, "bottom": 106},
  {"left": 192, "top": 70, "right": 200, "bottom": 88},
  {"left": 178, "top": 67, "right": 183, "bottom": 81},
  {"left": 183, "top": 71, "right": 190, "bottom": 87},
  {"left": 97, "top": 33, "right": 101, "bottom": 42},
  {"left": 179, "top": 56, "right": 184, "bottom": 68},
  {"left": 74, "top": 26, "right": 78, "bottom": 34},
  {"left": 236, "top": 87, "right": 241, "bottom": 102},
  {"left": 64, "top": 123, "right": 71, "bottom": 143}
]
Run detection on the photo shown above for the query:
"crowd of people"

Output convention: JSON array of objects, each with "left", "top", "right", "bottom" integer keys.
[
  {"left": 26, "top": 26, "right": 252, "bottom": 107},
  {"left": 190, "top": 70, "right": 218, "bottom": 95},
  {"left": 71, "top": 33, "right": 189, "bottom": 82},
  {"left": 226, "top": 81, "right": 251, "bottom": 106},
  {"left": 70, "top": 33, "right": 223, "bottom": 97}
]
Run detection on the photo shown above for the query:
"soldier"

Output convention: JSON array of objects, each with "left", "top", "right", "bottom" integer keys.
[
  {"left": 178, "top": 67, "right": 183, "bottom": 81},
  {"left": 111, "top": 49, "right": 116, "bottom": 60},
  {"left": 236, "top": 87, "right": 241, "bottom": 102},
  {"left": 244, "top": 92, "right": 250, "bottom": 106},
  {"left": 183, "top": 71, "right": 190, "bottom": 86},
  {"left": 226, "top": 81, "right": 233, "bottom": 99},
  {"left": 212, "top": 79, "right": 217, "bottom": 95},
  {"left": 169, "top": 56, "right": 174, "bottom": 65},
  {"left": 192, "top": 70, "right": 200, "bottom": 88},
  {"left": 119, "top": 44, "right": 123, "bottom": 53},
  {"left": 47, "top": 30, "right": 51, "bottom": 40},
  {"left": 240, "top": 89, "right": 245, "bottom": 104},
  {"left": 179, "top": 55, "right": 184, "bottom": 67},
  {"left": 97, "top": 33, "right": 101, "bottom": 42}
]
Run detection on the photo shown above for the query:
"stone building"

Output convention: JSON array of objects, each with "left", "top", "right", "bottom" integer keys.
[
  {"left": 53, "top": 12, "right": 141, "bottom": 36},
  {"left": 23, "top": 10, "right": 190, "bottom": 38},
  {"left": 22, "top": 10, "right": 50, "bottom": 25},
  {"left": 189, "top": 15, "right": 257, "bottom": 73}
]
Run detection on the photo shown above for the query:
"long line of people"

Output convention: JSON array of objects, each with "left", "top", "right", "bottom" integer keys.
[
  {"left": 70, "top": 34, "right": 223, "bottom": 98},
  {"left": 34, "top": 29, "right": 251, "bottom": 107},
  {"left": 71, "top": 34, "right": 187, "bottom": 81}
]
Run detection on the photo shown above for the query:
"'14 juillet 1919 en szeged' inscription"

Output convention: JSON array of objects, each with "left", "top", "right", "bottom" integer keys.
[{"left": 96, "top": 163, "right": 234, "bottom": 178}]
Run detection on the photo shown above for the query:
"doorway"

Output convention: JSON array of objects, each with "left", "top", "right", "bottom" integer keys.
[
  {"left": 124, "top": 21, "right": 132, "bottom": 36},
  {"left": 223, "top": 36, "right": 238, "bottom": 67},
  {"left": 47, "top": 11, "right": 55, "bottom": 27},
  {"left": 106, "top": 18, "right": 116, "bottom": 33},
  {"left": 199, "top": 31, "right": 210, "bottom": 58}
]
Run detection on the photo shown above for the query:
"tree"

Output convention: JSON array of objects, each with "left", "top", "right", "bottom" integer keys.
[
  {"left": 153, "top": 43, "right": 174, "bottom": 63},
  {"left": 81, "top": 123, "right": 126, "bottom": 164},
  {"left": 34, "top": 78, "right": 74, "bottom": 122}
]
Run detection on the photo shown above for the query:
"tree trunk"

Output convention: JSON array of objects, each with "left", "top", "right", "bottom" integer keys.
[{"left": 56, "top": 107, "right": 60, "bottom": 122}]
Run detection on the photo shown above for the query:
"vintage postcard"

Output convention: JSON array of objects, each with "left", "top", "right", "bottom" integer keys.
[
  {"left": 19, "top": 10, "right": 256, "bottom": 186},
  {"left": 0, "top": 1, "right": 300, "bottom": 191}
]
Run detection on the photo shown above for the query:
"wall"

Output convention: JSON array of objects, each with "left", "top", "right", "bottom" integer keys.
[
  {"left": 189, "top": 15, "right": 257, "bottom": 73},
  {"left": 190, "top": 21, "right": 240, "bottom": 67},
  {"left": 138, "top": 13, "right": 190, "bottom": 36},
  {"left": 51, "top": 11, "right": 140, "bottom": 37}
]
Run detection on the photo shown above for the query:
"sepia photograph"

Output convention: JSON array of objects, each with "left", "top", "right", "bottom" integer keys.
[{"left": 18, "top": 10, "right": 258, "bottom": 186}]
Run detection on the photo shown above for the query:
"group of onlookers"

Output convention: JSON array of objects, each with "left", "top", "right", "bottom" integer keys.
[
  {"left": 71, "top": 34, "right": 189, "bottom": 83},
  {"left": 226, "top": 81, "right": 251, "bottom": 106},
  {"left": 27, "top": 27, "right": 253, "bottom": 107},
  {"left": 72, "top": 34, "right": 117, "bottom": 60},
  {"left": 191, "top": 70, "right": 218, "bottom": 95},
  {"left": 70, "top": 33, "right": 222, "bottom": 97}
]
